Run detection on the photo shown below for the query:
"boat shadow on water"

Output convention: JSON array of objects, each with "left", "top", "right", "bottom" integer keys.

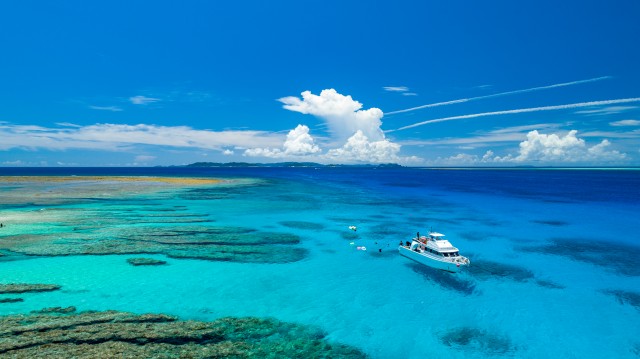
[{"left": 407, "top": 262, "right": 477, "bottom": 296}]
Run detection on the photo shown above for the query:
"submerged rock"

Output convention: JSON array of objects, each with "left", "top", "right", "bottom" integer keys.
[
  {"left": 0, "top": 310, "right": 367, "bottom": 358},
  {"left": 0, "top": 283, "right": 61, "bottom": 294},
  {"left": 126, "top": 258, "right": 168, "bottom": 266}
]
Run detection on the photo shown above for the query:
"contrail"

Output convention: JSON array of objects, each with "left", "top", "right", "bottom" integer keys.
[
  {"left": 388, "top": 97, "right": 640, "bottom": 132},
  {"left": 385, "top": 76, "right": 612, "bottom": 115}
]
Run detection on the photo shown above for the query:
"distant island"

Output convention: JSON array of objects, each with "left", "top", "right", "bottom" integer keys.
[{"left": 184, "top": 162, "right": 404, "bottom": 168}]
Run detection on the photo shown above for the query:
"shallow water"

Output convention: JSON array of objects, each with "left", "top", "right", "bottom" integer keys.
[{"left": 0, "top": 167, "right": 639, "bottom": 358}]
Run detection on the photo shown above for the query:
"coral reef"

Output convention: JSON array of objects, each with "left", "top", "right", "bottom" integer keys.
[
  {"left": 466, "top": 259, "right": 534, "bottom": 282},
  {"left": 408, "top": 263, "right": 476, "bottom": 296},
  {"left": 535, "top": 279, "right": 565, "bottom": 289},
  {"left": 32, "top": 306, "right": 77, "bottom": 314},
  {"left": 0, "top": 181, "right": 308, "bottom": 264},
  {"left": 0, "top": 310, "right": 367, "bottom": 358},
  {"left": 127, "top": 258, "right": 168, "bottom": 266},
  {"left": 0, "top": 284, "right": 61, "bottom": 294},
  {"left": 0, "top": 298, "right": 23, "bottom": 303},
  {"left": 440, "top": 327, "right": 515, "bottom": 355},
  {"left": 519, "top": 238, "right": 640, "bottom": 276},
  {"left": 602, "top": 290, "right": 640, "bottom": 310},
  {"left": 279, "top": 221, "right": 325, "bottom": 230}
]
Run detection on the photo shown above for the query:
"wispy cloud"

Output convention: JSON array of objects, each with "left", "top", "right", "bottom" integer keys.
[
  {"left": 389, "top": 97, "right": 640, "bottom": 132},
  {"left": 129, "top": 95, "right": 161, "bottom": 105},
  {"left": 610, "top": 119, "right": 640, "bottom": 127},
  {"left": 400, "top": 123, "right": 563, "bottom": 147},
  {"left": 402, "top": 92, "right": 418, "bottom": 96},
  {"left": 575, "top": 106, "right": 637, "bottom": 115},
  {"left": 89, "top": 105, "right": 123, "bottom": 112},
  {"left": 580, "top": 129, "right": 640, "bottom": 138},
  {"left": 383, "top": 86, "right": 409, "bottom": 92},
  {"left": 0, "top": 122, "right": 282, "bottom": 152},
  {"left": 386, "top": 76, "right": 612, "bottom": 115}
]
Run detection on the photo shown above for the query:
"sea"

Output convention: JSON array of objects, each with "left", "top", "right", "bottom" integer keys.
[{"left": 0, "top": 167, "right": 639, "bottom": 358}]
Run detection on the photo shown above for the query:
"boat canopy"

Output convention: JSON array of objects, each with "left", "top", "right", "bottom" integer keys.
[{"left": 429, "top": 232, "right": 445, "bottom": 237}]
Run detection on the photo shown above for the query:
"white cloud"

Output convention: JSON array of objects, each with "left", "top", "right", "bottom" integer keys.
[
  {"left": 402, "top": 92, "right": 418, "bottom": 96},
  {"left": 324, "top": 130, "right": 419, "bottom": 164},
  {"left": 610, "top": 119, "right": 640, "bottom": 127},
  {"left": 244, "top": 124, "right": 321, "bottom": 158},
  {"left": 223, "top": 149, "right": 234, "bottom": 155},
  {"left": 129, "top": 95, "right": 160, "bottom": 105},
  {"left": 435, "top": 130, "right": 627, "bottom": 165},
  {"left": 282, "top": 124, "right": 321, "bottom": 155},
  {"left": 89, "top": 105, "right": 123, "bottom": 112},
  {"left": 0, "top": 122, "right": 282, "bottom": 152},
  {"left": 383, "top": 86, "right": 409, "bottom": 92},
  {"left": 274, "top": 89, "right": 421, "bottom": 164},
  {"left": 575, "top": 106, "right": 637, "bottom": 115},
  {"left": 278, "top": 89, "right": 384, "bottom": 141}
]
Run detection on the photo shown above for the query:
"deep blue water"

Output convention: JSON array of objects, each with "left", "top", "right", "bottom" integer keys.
[{"left": 0, "top": 167, "right": 639, "bottom": 358}]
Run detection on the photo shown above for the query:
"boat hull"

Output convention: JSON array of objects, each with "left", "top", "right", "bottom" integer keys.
[{"left": 398, "top": 246, "right": 464, "bottom": 273}]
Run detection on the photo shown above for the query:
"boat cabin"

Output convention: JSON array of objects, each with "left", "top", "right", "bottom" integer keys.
[{"left": 410, "top": 232, "right": 461, "bottom": 257}]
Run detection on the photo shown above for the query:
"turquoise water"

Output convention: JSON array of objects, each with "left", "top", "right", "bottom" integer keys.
[{"left": 0, "top": 168, "right": 639, "bottom": 358}]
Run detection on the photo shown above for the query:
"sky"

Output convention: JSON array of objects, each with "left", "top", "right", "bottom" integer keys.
[{"left": 1, "top": 0, "right": 639, "bottom": 167}]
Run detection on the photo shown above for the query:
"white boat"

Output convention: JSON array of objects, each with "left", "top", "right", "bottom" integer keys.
[{"left": 398, "top": 232, "right": 470, "bottom": 273}]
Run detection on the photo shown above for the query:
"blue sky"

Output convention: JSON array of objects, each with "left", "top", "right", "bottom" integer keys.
[{"left": 1, "top": 0, "right": 639, "bottom": 166}]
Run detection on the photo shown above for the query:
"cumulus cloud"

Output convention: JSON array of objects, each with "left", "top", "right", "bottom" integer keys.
[
  {"left": 278, "top": 89, "right": 384, "bottom": 141},
  {"left": 282, "top": 124, "right": 321, "bottom": 155},
  {"left": 324, "top": 130, "right": 419, "bottom": 164},
  {"left": 513, "top": 130, "right": 625, "bottom": 162},
  {"left": 272, "top": 89, "right": 419, "bottom": 164},
  {"left": 610, "top": 119, "right": 640, "bottom": 127},
  {"left": 244, "top": 125, "right": 321, "bottom": 158},
  {"left": 433, "top": 130, "right": 627, "bottom": 165},
  {"left": 129, "top": 95, "right": 160, "bottom": 105}
]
